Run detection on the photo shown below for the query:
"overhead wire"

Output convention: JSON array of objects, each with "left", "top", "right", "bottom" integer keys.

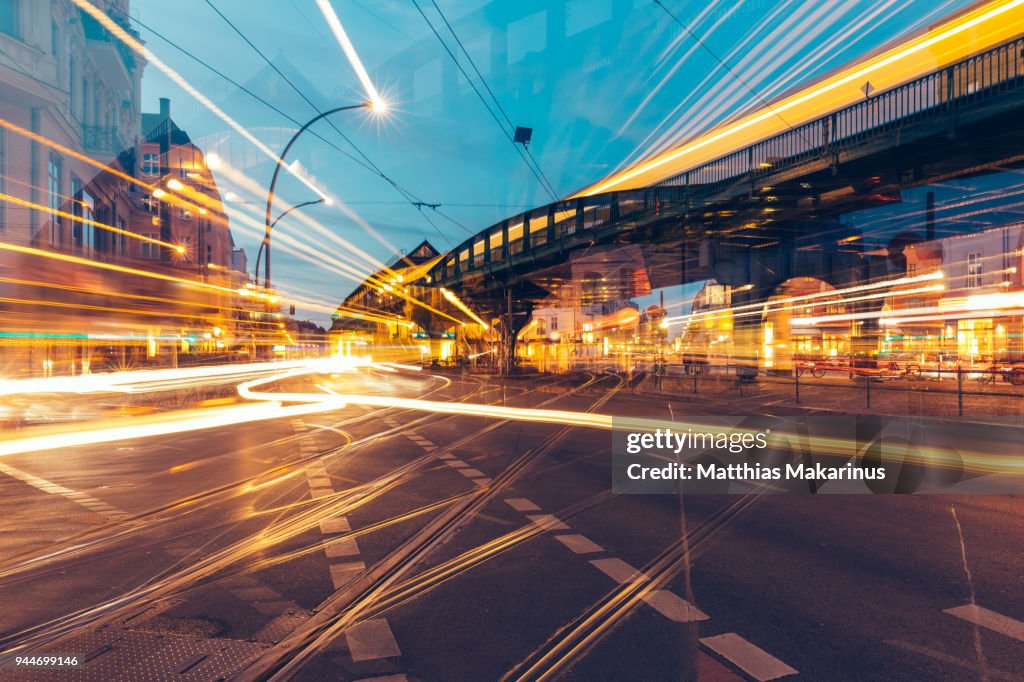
[
  {"left": 426, "top": 0, "right": 560, "bottom": 199},
  {"left": 95, "top": 0, "right": 471, "bottom": 243},
  {"left": 409, "top": 0, "right": 560, "bottom": 203}
]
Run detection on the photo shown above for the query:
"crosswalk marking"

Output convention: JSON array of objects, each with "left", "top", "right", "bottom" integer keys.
[
  {"left": 526, "top": 514, "right": 570, "bottom": 531},
  {"left": 642, "top": 590, "right": 709, "bottom": 623},
  {"left": 553, "top": 534, "right": 604, "bottom": 555},
  {"left": 329, "top": 561, "right": 366, "bottom": 589},
  {"left": 700, "top": 633, "right": 797, "bottom": 681},
  {"left": 0, "top": 462, "right": 129, "bottom": 521},
  {"left": 345, "top": 618, "right": 402, "bottom": 661},
  {"left": 589, "top": 557, "right": 646, "bottom": 584},
  {"left": 320, "top": 517, "right": 352, "bottom": 534},
  {"left": 945, "top": 604, "right": 1024, "bottom": 642},
  {"left": 505, "top": 498, "right": 541, "bottom": 512},
  {"left": 324, "top": 537, "right": 361, "bottom": 558}
]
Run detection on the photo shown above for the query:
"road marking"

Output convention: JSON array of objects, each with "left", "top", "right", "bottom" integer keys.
[
  {"left": 345, "top": 618, "right": 402, "bottom": 661},
  {"left": 471, "top": 477, "right": 491, "bottom": 486},
  {"left": 642, "top": 590, "right": 710, "bottom": 622},
  {"left": 527, "top": 514, "right": 570, "bottom": 531},
  {"left": 554, "top": 534, "right": 605, "bottom": 555},
  {"left": 459, "top": 467, "right": 487, "bottom": 478},
  {"left": 448, "top": 460, "right": 470, "bottom": 468},
  {"left": 700, "top": 633, "right": 797, "bottom": 681},
  {"left": 329, "top": 561, "right": 366, "bottom": 589},
  {"left": 438, "top": 453, "right": 455, "bottom": 460},
  {"left": 0, "top": 462, "right": 129, "bottom": 520},
  {"left": 324, "top": 537, "right": 361, "bottom": 558},
  {"left": 307, "top": 476, "right": 333, "bottom": 488},
  {"left": 309, "top": 487, "right": 333, "bottom": 499},
  {"left": 589, "top": 557, "right": 646, "bottom": 584},
  {"left": 320, "top": 517, "right": 351, "bottom": 534},
  {"left": 945, "top": 604, "right": 1024, "bottom": 642},
  {"left": 360, "top": 676, "right": 408, "bottom": 682},
  {"left": 505, "top": 498, "right": 541, "bottom": 512}
]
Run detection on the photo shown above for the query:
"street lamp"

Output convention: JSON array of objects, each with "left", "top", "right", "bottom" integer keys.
[
  {"left": 263, "top": 101, "right": 376, "bottom": 289},
  {"left": 254, "top": 198, "right": 325, "bottom": 285}
]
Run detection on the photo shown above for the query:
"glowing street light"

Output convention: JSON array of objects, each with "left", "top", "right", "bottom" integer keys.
[{"left": 263, "top": 102, "right": 377, "bottom": 289}]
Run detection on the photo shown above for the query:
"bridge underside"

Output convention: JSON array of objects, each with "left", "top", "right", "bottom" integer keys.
[{"left": 445, "top": 87, "right": 1024, "bottom": 308}]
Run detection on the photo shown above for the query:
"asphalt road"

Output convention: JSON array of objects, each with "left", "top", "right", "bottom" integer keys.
[{"left": 0, "top": 367, "right": 1022, "bottom": 681}]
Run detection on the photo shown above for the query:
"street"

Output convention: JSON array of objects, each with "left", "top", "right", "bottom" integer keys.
[{"left": 0, "top": 366, "right": 1021, "bottom": 681}]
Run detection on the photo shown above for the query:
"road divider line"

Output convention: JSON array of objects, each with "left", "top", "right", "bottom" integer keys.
[
  {"left": 589, "top": 557, "right": 646, "bottom": 584},
  {"left": 293, "top": 418, "right": 407, "bottom": 673},
  {"left": 553, "top": 534, "right": 605, "bottom": 555},
  {"left": 945, "top": 604, "right": 1024, "bottom": 642},
  {"left": 527, "top": 514, "right": 570, "bottom": 531},
  {"left": 700, "top": 633, "right": 798, "bottom": 681},
  {"left": 0, "top": 461, "right": 129, "bottom": 520},
  {"left": 642, "top": 590, "right": 710, "bottom": 623},
  {"left": 345, "top": 617, "right": 402, "bottom": 661},
  {"left": 329, "top": 561, "right": 367, "bottom": 589},
  {"left": 505, "top": 498, "right": 541, "bottom": 512}
]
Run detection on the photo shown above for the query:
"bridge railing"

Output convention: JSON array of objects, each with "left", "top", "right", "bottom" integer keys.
[
  {"left": 661, "top": 36, "right": 1024, "bottom": 192},
  {"left": 432, "top": 36, "right": 1024, "bottom": 286}
]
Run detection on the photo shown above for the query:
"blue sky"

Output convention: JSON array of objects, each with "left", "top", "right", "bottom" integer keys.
[{"left": 130, "top": 0, "right": 978, "bottom": 324}]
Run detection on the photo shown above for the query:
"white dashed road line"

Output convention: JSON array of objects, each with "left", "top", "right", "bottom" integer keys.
[
  {"left": 945, "top": 604, "right": 1024, "bottom": 642},
  {"left": 700, "top": 633, "right": 798, "bottom": 681},
  {"left": 294, "top": 419, "right": 404, "bottom": 669},
  {"left": 0, "top": 461, "right": 129, "bottom": 521},
  {"left": 589, "top": 557, "right": 646, "bottom": 584},
  {"left": 526, "top": 514, "right": 570, "bottom": 531},
  {"left": 553, "top": 534, "right": 604, "bottom": 555},
  {"left": 642, "top": 590, "right": 709, "bottom": 623},
  {"left": 345, "top": 618, "right": 403, "bottom": 662},
  {"left": 505, "top": 497, "right": 541, "bottom": 512},
  {"left": 387, "top": 430, "right": 770, "bottom": 675}
]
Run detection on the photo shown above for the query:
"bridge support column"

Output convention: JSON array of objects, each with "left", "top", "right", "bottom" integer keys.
[{"left": 497, "top": 288, "right": 533, "bottom": 375}]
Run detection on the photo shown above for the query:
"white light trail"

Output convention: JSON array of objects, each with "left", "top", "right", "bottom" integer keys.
[
  {"left": 316, "top": 0, "right": 387, "bottom": 110},
  {"left": 71, "top": 0, "right": 335, "bottom": 203}
]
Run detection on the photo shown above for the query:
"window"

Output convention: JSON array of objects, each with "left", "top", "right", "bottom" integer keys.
[
  {"left": 907, "top": 263, "right": 916, "bottom": 276},
  {"left": 48, "top": 152, "right": 62, "bottom": 245},
  {"left": 142, "top": 152, "right": 159, "bottom": 176},
  {"left": 70, "top": 177, "right": 82, "bottom": 245},
  {"left": 143, "top": 194, "right": 159, "bottom": 214},
  {"left": 115, "top": 219, "right": 127, "bottom": 258},
  {"left": 51, "top": 20, "right": 57, "bottom": 56},
  {"left": 140, "top": 235, "right": 160, "bottom": 259},
  {"left": 179, "top": 207, "right": 192, "bottom": 220},
  {"left": 967, "top": 252, "right": 983, "bottom": 288},
  {"left": 0, "top": 0, "right": 19, "bottom": 38}
]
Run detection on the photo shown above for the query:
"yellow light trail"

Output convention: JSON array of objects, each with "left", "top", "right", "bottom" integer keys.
[
  {"left": 0, "top": 242, "right": 241, "bottom": 297},
  {"left": 71, "top": 0, "right": 335, "bottom": 203},
  {"left": 577, "top": 0, "right": 1024, "bottom": 195},
  {"left": 665, "top": 271, "right": 944, "bottom": 325},
  {"left": 315, "top": 0, "right": 387, "bottom": 110},
  {"left": 0, "top": 360, "right": 1021, "bottom": 480},
  {"left": 0, "top": 117, "right": 153, "bottom": 191},
  {"left": 0, "top": 192, "right": 183, "bottom": 253},
  {"left": 440, "top": 288, "right": 489, "bottom": 329}
]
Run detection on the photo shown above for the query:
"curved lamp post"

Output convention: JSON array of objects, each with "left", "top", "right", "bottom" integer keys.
[
  {"left": 263, "top": 102, "right": 373, "bottom": 289},
  {"left": 254, "top": 198, "right": 324, "bottom": 285}
]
